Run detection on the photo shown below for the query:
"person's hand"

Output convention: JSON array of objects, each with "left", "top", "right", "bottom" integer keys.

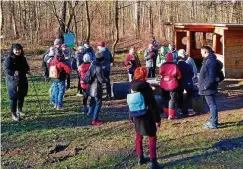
[
  {"left": 156, "top": 121, "right": 161, "bottom": 128},
  {"left": 129, "top": 117, "right": 134, "bottom": 123},
  {"left": 14, "top": 71, "right": 19, "bottom": 76}
]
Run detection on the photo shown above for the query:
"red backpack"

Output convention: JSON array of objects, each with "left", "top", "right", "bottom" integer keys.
[{"left": 79, "top": 63, "right": 91, "bottom": 89}]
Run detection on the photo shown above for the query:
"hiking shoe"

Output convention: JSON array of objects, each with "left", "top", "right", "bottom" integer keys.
[
  {"left": 92, "top": 120, "right": 103, "bottom": 126},
  {"left": 12, "top": 114, "right": 20, "bottom": 122},
  {"left": 138, "top": 156, "right": 150, "bottom": 165},
  {"left": 204, "top": 122, "right": 217, "bottom": 129}
]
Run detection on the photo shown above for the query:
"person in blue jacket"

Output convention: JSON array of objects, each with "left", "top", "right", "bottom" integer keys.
[
  {"left": 4, "top": 44, "right": 30, "bottom": 121},
  {"left": 199, "top": 46, "right": 219, "bottom": 129}
]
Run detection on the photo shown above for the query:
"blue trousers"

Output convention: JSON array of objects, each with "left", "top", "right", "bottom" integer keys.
[
  {"left": 89, "top": 96, "right": 102, "bottom": 120},
  {"left": 50, "top": 80, "right": 65, "bottom": 107},
  {"left": 205, "top": 94, "right": 218, "bottom": 126}
]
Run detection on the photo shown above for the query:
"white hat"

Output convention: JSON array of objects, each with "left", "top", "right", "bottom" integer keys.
[
  {"left": 83, "top": 54, "right": 91, "bottom": 63},
  {"left": 178, "top": 49, "right": 186, "bottom": 57}
]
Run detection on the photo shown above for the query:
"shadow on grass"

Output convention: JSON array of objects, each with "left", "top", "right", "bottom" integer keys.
[{"left": 162, "top": 136, "right": 243, "bottom": 167}]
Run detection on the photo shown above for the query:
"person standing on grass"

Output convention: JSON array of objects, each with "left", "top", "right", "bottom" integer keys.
[
  {"left": 130, "top": 67, "right": 163, "bottom": 169},
  {"left": 4, "top": 44, "right": 31, "bottom": 121},
  {"left": 97, "top": 41, "right": 113, "bottom": 100},
  {"left": 87, "top": 52, "right": 107, "bottom": 126},
  {"left": 124, "top": 47, "right": 141, "bottom": 82},
  {"left": 75, "top": 46, "right": 86, "bottom": 95},
  {"left": 199, "top": 46, "right": 219, "bottom": 129},
  {"left": 159, "top": 53, "right": 181, "bottom": 120},
  {"left": 78, "top": 54, "right": 92, "bottom": 113},
  {"left": 144, "top": 43, "right": 156, "bottom": 78},
  {"left": 49, "top": 48, "right": 72, "bottom": 110}
]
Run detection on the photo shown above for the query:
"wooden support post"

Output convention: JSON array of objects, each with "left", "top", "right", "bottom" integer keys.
[
  {"left": 187, "top": 31, "right": 191, "bottom": 56},
  {"left": 213, "top": 33, "right": 217, "bottom": 52},
  {"left": 203, "top": 32, "right": 207, "bottom": 46}
]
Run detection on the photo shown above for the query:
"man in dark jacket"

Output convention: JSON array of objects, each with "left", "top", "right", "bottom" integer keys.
[
  {"left": 88, "top": 52, "right": 107, "bottom": 126},
  {"left": 144, "top": 43, "right": 156, "bottom": 78},
  {"left": 4, "top": 44, "right": 30, "bottom": 121},
  {"left": 199, "top": 46, "right": 219, "bottom": 129}
]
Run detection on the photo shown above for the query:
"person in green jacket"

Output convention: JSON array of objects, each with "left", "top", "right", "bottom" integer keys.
[{"left": 156, "top": 46, "right": 169, "bottom": 68}]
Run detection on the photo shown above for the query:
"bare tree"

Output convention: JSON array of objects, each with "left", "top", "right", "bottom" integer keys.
[
  {"left": 112, "top": 1, "right": 119, "bottom": 61},
  {"left": 85, "top": 1, "right": 91, "bottom": 42}
]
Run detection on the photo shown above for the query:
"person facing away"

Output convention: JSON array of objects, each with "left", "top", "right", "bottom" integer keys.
[
  {"left": 144, "top": 43, "right": 156, "bottom": 78},
  {"left": 87, "top": 52, "right": 107, "bottom": 126},
  {"left": 97, "top": 41, "right": 113, "bottom": 100},
  {"left": 199, "top": 46, "right": 219, "bottom": 129},
  {"left": 130, "top": 66, "right": 163, "bottom": 169},
  {"left": 83, "top": 41, "right": 96, "bottom": 61},
  {"left": 177, "top": 52, "right": 194, "bottom": 117},
  {"left": 61, "top": 44, "right": 72, "bottom": 90},
  {"left": 4, "top": 43, "right": 30, "bottom": 121},
  {"left": 156, "top": 46, "right": 169, "bottom": 68},
  {"left": 124, "top": 47, "right": 141, "bottom": 82},
  {"left": 159, "top": 53, "right": 181, "bottom": 120},
  {"left": 42, "top": 38, "right": 63, "bottom": 82},
  {"left": 168, "top": 42, "right": 178, "bottom": 63},
  {"left": 49, "top": 48, "right": 72, "bottom": 110},
  {"left": 79, "top": 54, "right": 92, "bottom": 114},
  {"left": 75, "top": 46, "right": 86, "bottom": 95}
]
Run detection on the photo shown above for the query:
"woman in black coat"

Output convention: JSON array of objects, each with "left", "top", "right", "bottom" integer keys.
[
  {"left": 4, "top": 44, "right": 30, "bottom": 121},
  {"left": 130, "top": 67, "right": 162, "bottom": 169}
]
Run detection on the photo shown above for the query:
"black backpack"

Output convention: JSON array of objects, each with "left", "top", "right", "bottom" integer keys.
[
  {"left": 83, "top": 64, "right": 95, "bottom": 84},
  {"left": 216, "top": 59, "right": 224, "bottom": 82}
]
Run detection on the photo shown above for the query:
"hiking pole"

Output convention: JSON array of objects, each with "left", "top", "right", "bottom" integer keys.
[{"left": 29, "top": 74, "right": 43, "bottom": 114}]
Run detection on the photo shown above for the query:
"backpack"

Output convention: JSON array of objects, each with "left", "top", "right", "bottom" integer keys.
[
  {"left": 83, "top": 64, "right": 94, "bottom": 84},
  {"left": 127, "top": 91, "right": 147, "bottom": 117},
  {"left": 216, "top": 59, "right": 224, "bottom": 82},
  {"left": 49, "top": 65, "right": 60, "bottom": 79}
]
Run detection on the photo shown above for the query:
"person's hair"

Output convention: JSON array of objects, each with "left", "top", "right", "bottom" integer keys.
[
  {"left": 10, "top": 43, "right": 24, "bottom": 57},
  {"left": 201, "top": 46, "right": 214, "bottom": 53}
]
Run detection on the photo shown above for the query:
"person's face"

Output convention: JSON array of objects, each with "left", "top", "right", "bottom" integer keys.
[
  {"left": 129, "top": 48, "right": 134, "bottom": 54},
  {"left": 169, "top": 44, "right": 173, "bottom": 51},
  {"left": 148, "top": 44, "right": 153, "bottom": 49},
  {"left": 84, "top": 44, "right": 89, "bottom": 48},
  {"left": 201, "top": 49, "right": 208, "bottom": 58},
  {"left": 62, "top": 46, "right": 68, "bottom": 51},
  {"left": 55, "top": 44, "right": 62, "bottom": 49},
  {"left": 79, "top": 49, "right": 84, "bottom": 53},
  {"left": 13, "top": 48, "right": 22, "bottom": 56}
]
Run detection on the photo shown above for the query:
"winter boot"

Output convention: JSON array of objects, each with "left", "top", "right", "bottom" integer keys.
[
  {"left": 163, "top": 108, "right": 169, "bottom": 118},
  {"left": 150, "top": 158, "right": 163, "bottom": 169},
  {"left": 138, "top": 155, "right": 150, "bottom": 165},
  {"left": 168, "top": 108, "right": 176, "bottom": 120}
]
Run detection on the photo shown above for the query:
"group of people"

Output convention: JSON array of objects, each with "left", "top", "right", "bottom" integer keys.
[{"left": 4, "top": 37, "right": 221, "bottom": 169}]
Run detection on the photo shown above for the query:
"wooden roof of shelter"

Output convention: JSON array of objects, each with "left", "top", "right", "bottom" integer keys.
[{"left": 173, "top": 23, "right": 243, "bottom": 31}]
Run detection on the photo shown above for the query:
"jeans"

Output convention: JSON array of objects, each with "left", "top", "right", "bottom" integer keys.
[
  {"left": 205, "top": 94, "right": 218, "bottom": 126},
  {"left": 10, "top": 97, "right": 24, "bottom": 113},
  {"left": 104, "top": 70, "right": 111, "bottom": 97},
  {"left": 51, "top": 80, "right": 65, "bottom": 107},
  {"left": 146, "top": 67, "right": 155, "bottom": 78},
  {"left": 136, "top": 133, "right": 157, "bottom": 159},
  {"left": 89, "top": 96, "right": 102, "bottom": 120},
  {"left": 162, "top": 89, "right": 177, "bottom": 109}
]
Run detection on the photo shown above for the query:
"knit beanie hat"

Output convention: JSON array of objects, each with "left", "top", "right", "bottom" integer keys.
[
  {"left": 166, "top": 53, "right": 174, "bottom": 62},
  {"left": 55, "top": 48, "right": 64, "bottom": 60},
  {"left": 178, "top": 49, "right": 186, "bottom": 57},
  {"left": 97, "top": 41, "right": 105, "bottom": 47},
  {"left": 134, "top": 67, "right": 147, "bottom": 81},
  {"left": 54, "top": 38, "right": 63, "bottom": 46},
  {"left": 83, "top": 54, "right": 91, "bottom": 63}
]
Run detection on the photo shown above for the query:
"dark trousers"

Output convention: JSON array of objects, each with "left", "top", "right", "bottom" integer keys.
[
  {"left": 66, "top": 75, "right": 70, "bottom": 89},
  {"left": 205, "top": 94, "right": 218, "bottom": 126},
  {"left": 136, "top": 133, "right": 157, "bottom": 159},
  {"left": 89, "top": 96, "right": 102, "bottom": 120},
  {"left": 146, "top": 67, "right": 155, "bottom": 78},
  {"left": 82, "top": 89, "right": 88, "bottom": 106},
  {"left": 178, "top": 88, "right": 193, "bottom": 114},
  {"left": 10, "top": 97, "right": 25, "bottom": 113},
  {"left": 104, "top": 70, "right": 111, "bottom": 97},
  {"left": 77, "top": 73, "right": 82, "bottom": 93},
  {"left": 162, "top": 89, "right": 177, "bottom": 109}
]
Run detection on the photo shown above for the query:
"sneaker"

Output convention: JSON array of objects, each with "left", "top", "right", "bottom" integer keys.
[
  {"left": 92, "top": 120, "right": 103, "bottom": 126},
  {"left": 12, "top": 114, "right": 20, "bottom": 122},
  {"left": 188, "top": 111, "right": 196, "bottom": 116},
  {"left": 204, "top": 122, "right": 217, "bottom": 129},
  {"left": 138, "top": 156, "right": 150, "bottom": 165},
  {"left": 56, "top": 107, "right": 63, "bottom": 110}
]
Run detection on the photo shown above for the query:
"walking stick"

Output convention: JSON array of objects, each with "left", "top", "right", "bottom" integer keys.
[{"left": 29, "top": 75, "right": 43, "bottom": 114}]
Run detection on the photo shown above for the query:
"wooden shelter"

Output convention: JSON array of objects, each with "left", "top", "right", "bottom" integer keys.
[{"left": 173, "top": 23, "right": 243, "bottom": 78}]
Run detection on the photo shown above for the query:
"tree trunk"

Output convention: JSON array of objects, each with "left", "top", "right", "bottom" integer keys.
[
  {"left": 0, "top": 1, "right": 3, "bottom": 35},
  {"left": 85, "top": 1, "right": 91, "bottom": 42},
  {"left": 134, "top": 1, "right": 140, "bottom": 37},
  {"left": 11, "top": 1, "right": 19, "bottom": 38},
  {"left": 112, "top": 1, "right": 119, "bottom": 63},
  {"left": 149, "top": 3, "right": 153, "bottom": 37},
  {"left": 59, "top": 1, "right": 67, "bottom": 40}
]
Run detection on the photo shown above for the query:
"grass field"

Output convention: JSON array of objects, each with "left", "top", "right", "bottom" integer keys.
[{"left": 1, "top": 58, "right": 243, "bottom": 169}]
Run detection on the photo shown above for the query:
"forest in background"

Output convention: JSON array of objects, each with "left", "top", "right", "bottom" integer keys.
[{"left": 1, "top": 1, "right": 243, "bottom": 50}]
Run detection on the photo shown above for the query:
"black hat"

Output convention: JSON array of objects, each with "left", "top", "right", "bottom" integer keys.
[{"left": 12, "top": 43, "right": 23, "bottom": 50}]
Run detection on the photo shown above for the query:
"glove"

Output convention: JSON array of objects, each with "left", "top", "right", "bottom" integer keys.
[{"left": 14, "top": 71, "right": 19, "bottom": 76}]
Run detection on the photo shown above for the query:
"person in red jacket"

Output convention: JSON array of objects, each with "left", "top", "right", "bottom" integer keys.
[
  {"left": 78, "top": 54, "right": 92, "bottom": 113},
  {"left": 159, "top": 53, "right": 181, "bottom": 119},
  {"left": 49, "top": 48, "right": 72, "bottom": 110},
  {"left": 124, "top": 47, "right": 141, "bottom": 81}
]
